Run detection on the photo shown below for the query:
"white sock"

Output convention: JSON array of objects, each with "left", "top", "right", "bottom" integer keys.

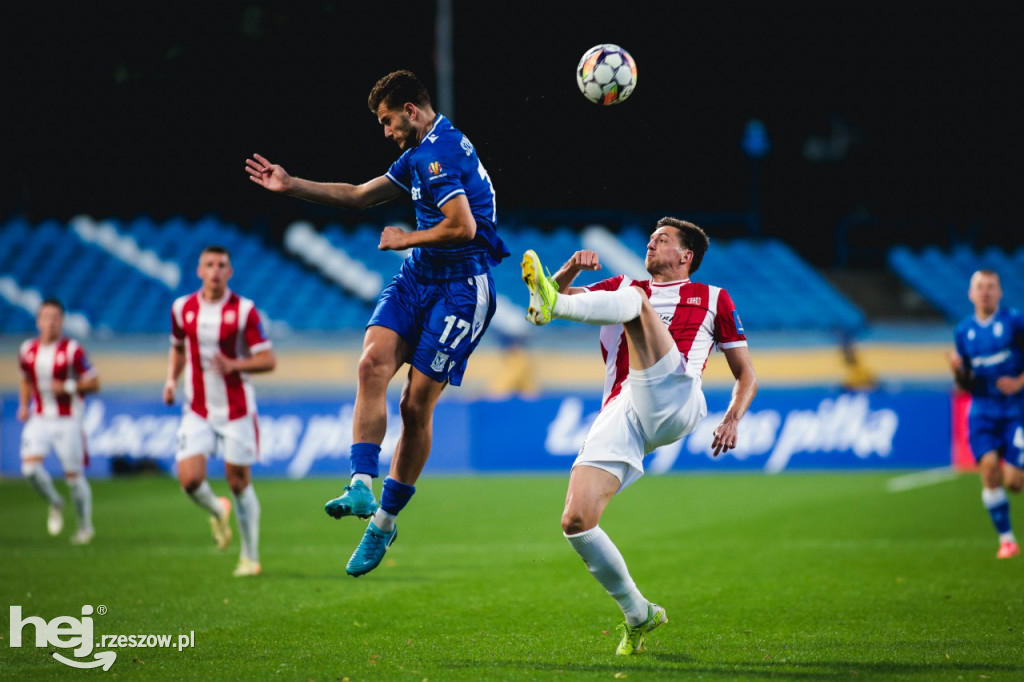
[
  {"left": 553, "top": 287, "right": 644, "bottom": 325},
  {"left": 233, "top": 485, "right": 261, "bottom": 562},
  {"left": 351, "top": 473, "right": 373, "bottom": 489},
  {"left": 371, "top": 509, "right": 397, "bottom": 533},
  {"left": 565, "top": 525, "right": 649, "bottom": 625},
  {"left": 187, "top": 480, "right": 224, "bottom": 517},
  {"left": 23, "top": 462, "right": 64, "bottom": 507},
  {"left": 68, "top": 476, "right": 93, "bottom": 532},
  {"left": 982, "top": 487, "right": 1008, "bottom": 508}
]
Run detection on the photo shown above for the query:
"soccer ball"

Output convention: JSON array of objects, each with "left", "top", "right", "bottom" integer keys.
[{"left": 576, "top": 44, "right": 637, "bottom": 105}]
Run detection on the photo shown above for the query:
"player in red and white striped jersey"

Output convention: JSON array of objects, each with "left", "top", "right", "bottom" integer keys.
[
  {"left": 17, "top": 298, "right": 100, "bottom": 544},
  {"left": 163, "top": 246, "right": 276, "bottom": 577},
  {"left": 521, "top": 217, "right": 758, "bottom": 655}
]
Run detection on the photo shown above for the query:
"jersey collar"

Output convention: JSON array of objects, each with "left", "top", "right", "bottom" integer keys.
[{"left": 974, "top": 305, "right": 1001, "bottom": 326}]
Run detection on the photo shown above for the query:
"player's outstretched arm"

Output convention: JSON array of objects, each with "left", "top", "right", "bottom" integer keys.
[
  {"left": 246, "top": 154, "right": 402, "bottom": 209},
  {"left": 552, "top": 250, "right": 602, "bottom": 294},
  {"left": 711, "top": 345, "right": 758, "bottom": 456}
]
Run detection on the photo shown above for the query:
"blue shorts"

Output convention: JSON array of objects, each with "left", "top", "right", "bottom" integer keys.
[
  {"left": 968, "top": 412, "right": 1024, "bottom": 468},
  {"left": 368, "top": 265, "right": 496, "bottom": 387}
]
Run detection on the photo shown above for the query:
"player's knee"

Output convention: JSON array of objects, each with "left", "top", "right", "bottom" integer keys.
[
  {"left": 21, "top": 460, "right": 42, "bottom": 478},
  {"left": 561, "top": 508, "right": 594, "bottom": 535},
  {"left": 357, "top": 351, "right": 394, "bottom": 387},
  {"left": 226, "top": 470, "right": 249, "bottom": 495},
  {"left": 625, "top": 286, "right": 646, "bottom": 318},
  {"left": 179, "top": 474, "right": 203, "bottom": 494},
  {"left": 1007, "top": 474, "right": 1024, "bottom": 494},
  {"left": 398, "top": 392, "right": 430, "bottom": 427}
]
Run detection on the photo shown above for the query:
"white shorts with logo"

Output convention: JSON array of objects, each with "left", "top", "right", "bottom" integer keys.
[
  {"left": 176, "top": 410, "right": 259, "bottom": 466},
  {"left": 20, "top": 416, "right": 87, "bottom": 474},
  {"left": 574, "top": 346, "right": 707, "bottom": 491}
]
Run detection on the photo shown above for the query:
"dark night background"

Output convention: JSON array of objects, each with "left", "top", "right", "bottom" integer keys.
[{"left": 3, "top": 2, "right": 1021, "bottom": 266}]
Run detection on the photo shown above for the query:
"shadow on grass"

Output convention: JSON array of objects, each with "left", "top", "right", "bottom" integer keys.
[
  {"left": 445, "top": 655, "right": 1024, "bottom": 679},
  {"left": 259, "top": 571, "right": 435, "bottom": 583}
]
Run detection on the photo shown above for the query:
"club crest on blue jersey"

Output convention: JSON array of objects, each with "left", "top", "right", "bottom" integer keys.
[{"left": 428, "top": 161, "right": 442, "bottom": 175}]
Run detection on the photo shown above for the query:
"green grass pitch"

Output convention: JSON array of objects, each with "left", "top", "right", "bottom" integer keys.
[{"left": 2, "top": 471, "right": 1022, "bottom": 681}]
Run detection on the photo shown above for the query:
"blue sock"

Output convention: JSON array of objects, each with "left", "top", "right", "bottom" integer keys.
[
  {"left": 349, "top": 443, "right": 381, "bottom": 478},
  {"left": 380, "top": 477, "right": 416, "bottom": 515},
  {"left": 982, "top": 488, "right": 1012, "bottom": 535}
]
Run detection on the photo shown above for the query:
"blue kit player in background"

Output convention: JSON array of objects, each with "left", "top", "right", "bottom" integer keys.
[
  {"left": 246, "top": 70, "right": 508, "bottom": 576},
  {"left": 948, "top": 269, "right": 1024, "bottom": 560}
]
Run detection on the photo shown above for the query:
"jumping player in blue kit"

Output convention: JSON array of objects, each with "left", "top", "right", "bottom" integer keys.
[
  {"left": 947, "top": 269, "right": 1024, "bottom": 559},
  {"left": 246, "top": 70, "right": 508, "bottom": 576}
]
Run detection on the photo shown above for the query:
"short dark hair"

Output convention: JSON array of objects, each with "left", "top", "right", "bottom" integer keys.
[
  {"left": 367, "top": 70, "right": 431, "bottom": 113},
  {"left": 973, "top": 268, "right": 1000, "bottom": 280},
  {"left": 655, "top": 217, "right": 710, "bottom": 274},
  {"left": 200, "top": 244, "right": 231, "bottom": 260},
  {"left": 40, "top": 297, "right": 65, "bottom": 314}
]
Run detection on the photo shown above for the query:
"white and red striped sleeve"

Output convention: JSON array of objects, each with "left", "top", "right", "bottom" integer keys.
[
  {"left": 70, "top": 341, "right": 97, "bottom": 380},
  {"left": 243, "top": 304, "right": 271, "bottom": 354},
  {"left": 19, "top": 339, "right": 36, "bottom": 379},
  {"left": 713, "top": 288, "right": 748, "bottom": 349},
  {"left": 170, "top": 295, "right": 189, "bottom": 347},
  {"left": 584, "top": 274, "right": 627, "bottom": 293}
]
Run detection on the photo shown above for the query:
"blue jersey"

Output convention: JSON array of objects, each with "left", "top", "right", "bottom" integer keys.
[
  {"left": 386, "top": 114, "right": 509, "bottom": 281},
  {"left": 954, "top": 306, "right": 1024, "bottom": 419}
]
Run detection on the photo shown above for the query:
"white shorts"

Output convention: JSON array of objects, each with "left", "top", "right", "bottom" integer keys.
[
  {"left": 176, "top": 410, "right": 259, "bottom": 466},
  {"left": 574, "top": 346, "right": 707, "bottom": 491},
  {"left": 20, "top": 416, "right": 87, "bottom": 474}
]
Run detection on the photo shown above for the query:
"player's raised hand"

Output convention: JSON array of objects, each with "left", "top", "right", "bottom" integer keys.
[
  {"left": 245, "top": 153, "right": 291, "bottom": 192},
  {"left": 568, "top": 250, "right": 602, "bottom": 272}
]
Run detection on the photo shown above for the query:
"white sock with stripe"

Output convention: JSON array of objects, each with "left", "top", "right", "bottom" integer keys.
[
  {"left": 554, "top": 287, "right": 644, "bottom": 325},
  {"left": 187, "top": 480, "right": 224, "bottom": 517},
  {"left": 565, "top": 525, "right": 650, "bottom": 625},
  {"left": 69, "top": 476, "right": 93, "bottom": 532},
  {"left": 23, "top": 461, "right": 64, "bottom": 507},
  {"left": 233, "top": 485, "right": 261, "bottom": 562}
]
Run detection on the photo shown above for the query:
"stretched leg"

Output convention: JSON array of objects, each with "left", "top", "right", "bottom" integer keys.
[
  {"left": 562, "top": 465, "right": 650, "bottom": 624},
  {"left": 66, "top": 472, "right": 94, "bottom": 544},
  {"left": 227, "top": 463, "right": 262, "bottom": 576},
  {"left": 979, "top": 451, "right": 1018, "bottom": 558},
  {"left": 521, "top": 251, "right": 674, "bottom": 370},
  {"left": 22, "top": 455, "right": 65, "bottom": 536},
  {"left": 619, "top": 293, "right": 678, "bottom": 371},
  {"left": 562, "top": 464, "right": 667, "bottom": 654},
  {"left": 179, "top": 454, "right": 232, "bottom": 550},
  {"left": 352, "top": 326, "right": 411, "bottom": 448},
  {"left": 347, "top": 368, "right": 446, "bottom": 577},
  {"left": 326, "top": 326, "right": 410, "bottom": 520}
]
